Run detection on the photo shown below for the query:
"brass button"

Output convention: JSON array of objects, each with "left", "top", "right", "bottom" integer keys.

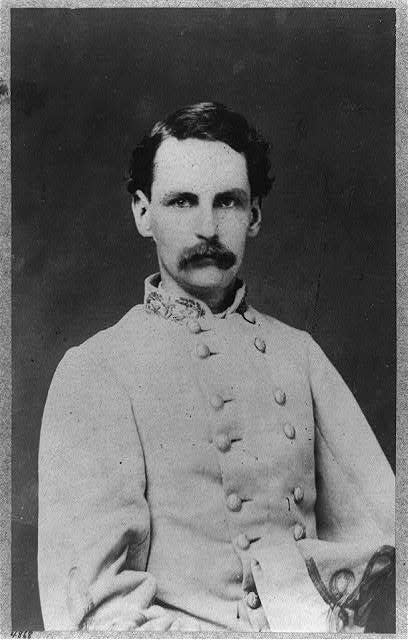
[
  {"left": 227, "top": 493, "right": 242, "bottom": 512},
  {"left": 186, "top": 319, "right": 201, "bottom": 334},
  {"left": 209, "top": 394, "right": 224, "bottom": 410},
  {"left": 246, "top": 591, "right": 261, "bottom": 609},
  {"left": 293, "top": 523, "right": 306, "bottom": 540},
  {"left": 254, "top": 337, "right": 266, "bottom": 353},
  {"left": 196, "top": 343, "right": 211, "bottom": 358},
  {"left": 294, "top": 486, "right": 304, "bottom": 503},
  {"left": 215, "top": 433, "right": 231, "bottom": 452},
  {"left": 283, "top": 423, "right": 296, "bottom": 439},
  {"left": 274, "top": 389, "right": 286, "bottom": 405},
  {"left": 235, "top": 534, "right": 250, "bottom": 550}
]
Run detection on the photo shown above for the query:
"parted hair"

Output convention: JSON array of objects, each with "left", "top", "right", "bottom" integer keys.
[{"left": 127, "top": 102, "right": 273, "bottom": 201}]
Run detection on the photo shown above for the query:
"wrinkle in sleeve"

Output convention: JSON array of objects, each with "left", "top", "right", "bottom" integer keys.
[
  {"left": 38, "top": 346, "right": 153, "bottom": 630},
  {"left": 307, "top": 335, "right": 394, "bottom": 542}
]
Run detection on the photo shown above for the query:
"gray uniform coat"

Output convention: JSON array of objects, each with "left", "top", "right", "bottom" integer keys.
[{"left": 38, "top": 274, "right": 395, "bottom": 631}]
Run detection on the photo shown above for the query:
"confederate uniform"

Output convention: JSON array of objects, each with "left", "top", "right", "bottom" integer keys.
[{"left": 38, "top": 274, "right": 395, "bottom": 631}]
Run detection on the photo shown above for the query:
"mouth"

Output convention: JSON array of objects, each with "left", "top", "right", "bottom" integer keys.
[{"left": 188, "top": 253, "right": 218, "bottom": 264}]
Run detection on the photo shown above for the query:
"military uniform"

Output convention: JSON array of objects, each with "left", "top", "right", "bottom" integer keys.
[{"left": 38, "top": 274, "right": 395, "bottom": 631}]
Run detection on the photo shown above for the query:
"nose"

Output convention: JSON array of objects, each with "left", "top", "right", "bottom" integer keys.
[{"left": 195, "top": 201, "right": 218, "bottom": 240}]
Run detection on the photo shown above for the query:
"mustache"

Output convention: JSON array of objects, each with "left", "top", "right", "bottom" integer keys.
[{"left": 178, "top": 240, "right": 236, "bottom": 271}]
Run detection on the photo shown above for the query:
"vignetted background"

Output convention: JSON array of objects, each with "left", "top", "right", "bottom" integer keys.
[{"left": 11, "top": 8, "right": 395, "bottom": 630}]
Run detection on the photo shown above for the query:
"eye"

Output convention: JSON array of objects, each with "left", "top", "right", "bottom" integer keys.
[
  {"left": 168, "top": 196, "right": 195, "bottom": 208},
  {"left": 217, "top": 196, "right": 238, "bottom": 208},
  {"left": 174, "top": 198, "right": 190, "bottom": 208}
]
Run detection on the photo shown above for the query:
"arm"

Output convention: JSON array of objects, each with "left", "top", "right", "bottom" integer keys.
[
  {"left": 38, "top": 346, "right": 168, "bottom": 630},
  {"left": 251, "top": 335, "right": 395, "bottom": 632},
  {"left": 308, "top": 335, "right": 394, "bottom": 542},
  {"left": 298, "top": 336, "right": 395, "bottom": 629}
]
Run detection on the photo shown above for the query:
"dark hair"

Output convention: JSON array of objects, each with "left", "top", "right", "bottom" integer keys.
[{"left": 127, "top": 102, "right": 273, "bottom": 201}]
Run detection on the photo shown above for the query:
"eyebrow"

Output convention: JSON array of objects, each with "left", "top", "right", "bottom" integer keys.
[
  {"left": 214, "top": 189, "right": 249, "bottom": 204},
  {"left": 160, "top": 188, "right": 249, "bottom": 205},
  {"left": 160, "top": 191, "right": 198, "bottom": 205}
]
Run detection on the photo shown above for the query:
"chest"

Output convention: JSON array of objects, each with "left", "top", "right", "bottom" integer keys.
[{"left": 118, "top": 316, "right": 315, "bottom": 483}]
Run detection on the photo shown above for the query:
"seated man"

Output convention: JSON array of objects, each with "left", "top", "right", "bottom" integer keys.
[{"left": 38, "top": 102, "right": 395, "bottom": 632}]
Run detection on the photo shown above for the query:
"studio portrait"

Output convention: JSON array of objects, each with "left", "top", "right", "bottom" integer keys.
[{"left": 10, "top": 6, "right": 397, "bottom": 633}]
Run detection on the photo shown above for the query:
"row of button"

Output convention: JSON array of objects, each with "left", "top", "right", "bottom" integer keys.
[
  {"left": 228, "top": 489, "right": 304, "bottom": 510},
  {"left": 188, "top": 318, "right": 288, "bottom": 411},
  {"left": 228, "top": 488, "right": 304, "bottom": 520},
  {"left": 187, "top": 315, "right": 266, "bottom": 357},
  {"left": 211, "top": 425, "right": 295, "bottom": 458},
  {"left": 194, "top": 336, "right": 267, "bottom": 358},
  {"left": 211, "top": 422, "right": 296, "bottom": 453},
  {"left": 209, "top": 390, "right": 286, "bottom": 411},
  {"left": 186, "top": 314, "right": 298, "bottom": 611},
  {"left": 187, "top": 312, "right": 303, "bottom": 615}
]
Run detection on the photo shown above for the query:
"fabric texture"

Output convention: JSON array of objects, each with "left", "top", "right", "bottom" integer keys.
[{"left": 38, "top": 274, "right": 395, "bottom": 631}]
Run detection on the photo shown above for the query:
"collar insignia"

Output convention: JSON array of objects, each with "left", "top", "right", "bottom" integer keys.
[{"left": 143, "top": 273, "right": 248, "bottom": 322}]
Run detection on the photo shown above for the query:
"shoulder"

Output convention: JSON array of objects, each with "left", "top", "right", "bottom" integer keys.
[
  {"left": 42, "top": 307, "right": 153, "bottom": 442},
  {"left": 52, "top": 304, "right": 157, "bottom": 385},
  {"left": 66, "top": 303, "right": 154, "bottom": 358}
]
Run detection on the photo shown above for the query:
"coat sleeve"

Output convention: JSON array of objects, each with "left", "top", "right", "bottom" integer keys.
[
  {"left": 38, "top": 346, "right": 173, "bottom": 631},
  {"left": 251, "top": 334, "right": 395, "bottom": 632},
  {"left": 307, "top": 335, "right": 395, "bottom": 542}
]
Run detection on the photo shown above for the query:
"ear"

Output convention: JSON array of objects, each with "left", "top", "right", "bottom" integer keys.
[
  {"left": 247, "top": 197, "right": 262, "bottom": 237},
  {"left": 131, "top": 190, "right": 153, "bottom": 238}
]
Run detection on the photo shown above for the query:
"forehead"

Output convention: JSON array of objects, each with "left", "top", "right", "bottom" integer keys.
[{"left": 151, "top": 137, "right": 250, "bottom": 195}]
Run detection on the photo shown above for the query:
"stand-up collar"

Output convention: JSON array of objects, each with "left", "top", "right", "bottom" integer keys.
[{"left": 143, "top": 273, "right": 248, "bottom": 322}]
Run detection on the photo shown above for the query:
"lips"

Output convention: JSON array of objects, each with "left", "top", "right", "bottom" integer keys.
[{"left": 189, "top": 253, "right": 217, "bottom": 263}]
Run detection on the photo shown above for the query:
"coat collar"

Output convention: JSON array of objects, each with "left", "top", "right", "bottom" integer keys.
[{"left": 143, "top": 273, "right": 248, "bottom": 322}]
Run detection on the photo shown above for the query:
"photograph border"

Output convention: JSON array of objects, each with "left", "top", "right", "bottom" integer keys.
[{"left": 1, "top": 1, "right": 406, "bottom": 637}]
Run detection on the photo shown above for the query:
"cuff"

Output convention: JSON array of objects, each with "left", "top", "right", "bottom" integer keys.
[
  {"left": 250, "top": 535, "right": 394, "bottom": 633},
  {"left": 251, "top": 539, "right": 331, "bottom": 632},
  {"left": 67, "top": 566, "right": 157, "bottom": 630}
]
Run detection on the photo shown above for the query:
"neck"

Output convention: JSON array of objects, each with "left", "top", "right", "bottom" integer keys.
[{"left": 159, "top": 271, "right": 238, "bottom": 314}]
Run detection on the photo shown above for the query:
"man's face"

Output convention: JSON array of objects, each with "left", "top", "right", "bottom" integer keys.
[{"left": 133, "top": 136, "right": 261, "bottom": 296}]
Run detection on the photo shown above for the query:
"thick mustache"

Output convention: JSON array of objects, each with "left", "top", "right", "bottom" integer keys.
[{"left": 178, "top": 241, "right": 236, "bottom": 270}]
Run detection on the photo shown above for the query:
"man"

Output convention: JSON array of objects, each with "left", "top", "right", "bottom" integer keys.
[{"left": 38, "top": 102, "right": 395, "bottom": 632}]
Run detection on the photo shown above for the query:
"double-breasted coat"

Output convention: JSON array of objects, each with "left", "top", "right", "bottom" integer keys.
[{"left": 38, "top": 274, "right": 395, "bottom": 632}]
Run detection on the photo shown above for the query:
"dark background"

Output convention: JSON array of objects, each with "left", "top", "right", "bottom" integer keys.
[{"left": 11, "top": 8, "right": 395, "bottom": 630}]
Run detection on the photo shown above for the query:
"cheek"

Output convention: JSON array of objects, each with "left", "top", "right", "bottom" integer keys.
[
  {"left": 150, "top": 217, "right": 189, "bottom": 260},
  {"left": 150, "top": 215, "right": 176, "bottom": 245},
  {"left": 151, "top": 209, "right": 197, "bottom": 244},
  {"left": 219, "top": 214, "right": 250, "bottom": 248}
]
